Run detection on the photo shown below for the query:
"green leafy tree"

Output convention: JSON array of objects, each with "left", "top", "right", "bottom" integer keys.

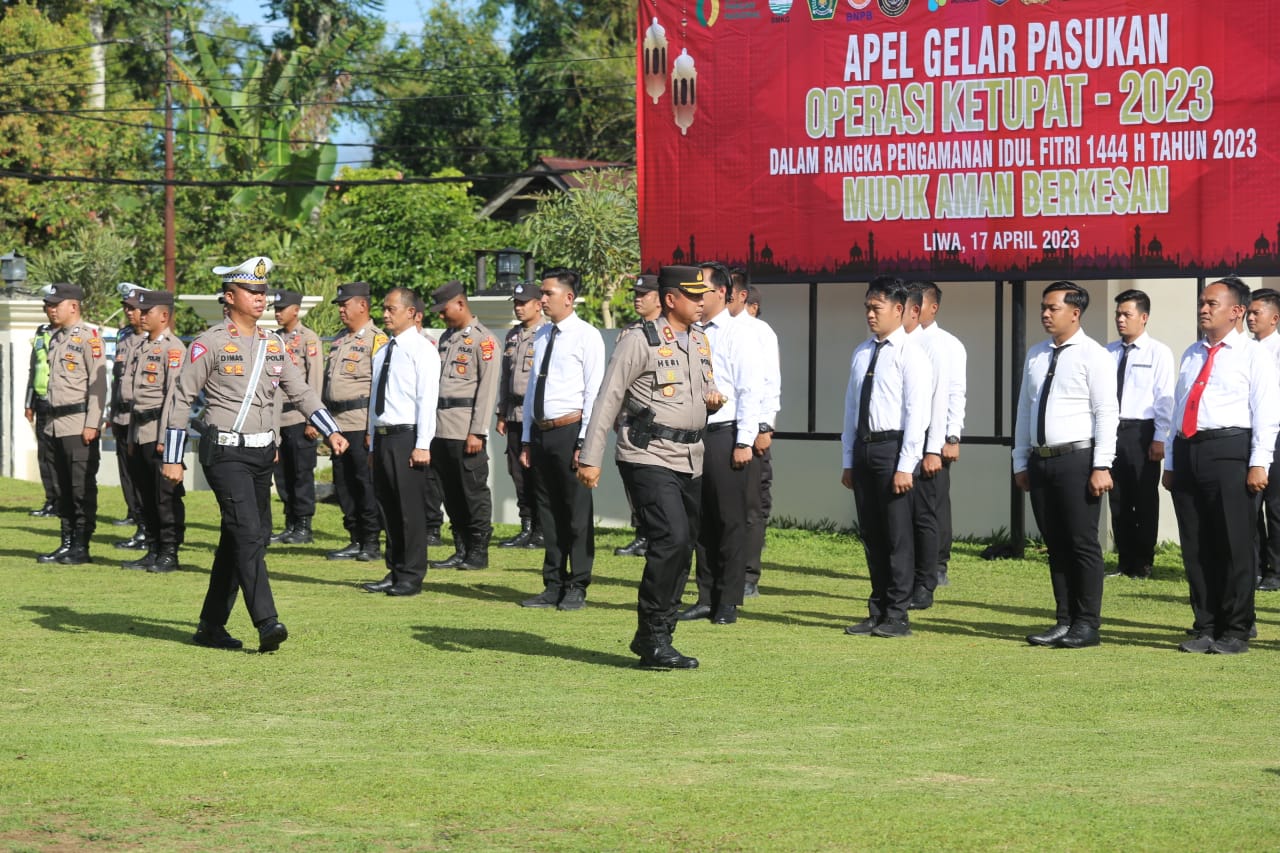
[
  {"left": 314, "top": 166, "right": 518, "bottom": 319},
  {"left": 26, "top": 220, "right": 135, "bottom": 326},
  {"left": 369, "top": 2, "right": 526, "bottom": 197},
  {"left": 520, "top": 170, "right": 638, "bottom": 328}
]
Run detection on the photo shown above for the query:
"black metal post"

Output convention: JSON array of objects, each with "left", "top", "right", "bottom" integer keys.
[{"left": 1010, "top": 279, "right": 1027, "bottom": 555}]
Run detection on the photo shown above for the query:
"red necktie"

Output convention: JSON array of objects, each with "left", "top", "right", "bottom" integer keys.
[{"left": 1180, "top": 342, "right": 1223, "bottom": 438}]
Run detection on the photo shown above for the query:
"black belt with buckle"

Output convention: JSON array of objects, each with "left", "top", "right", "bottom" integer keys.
[
  {"left": 133, "top": 407, "right": 162, "bottom": 425},
  {"left": 439, "top": 396, "right": 473, "bottom": 410},
  {"left": 1032, "top": 439, "right": 1093, "bottom": 458},
  {"left": 50, "top": 401, "right": 89, "bottom": 417},
  {"left": 374, "top": 424, "right": 414, "bottom": 436},
  {"left": 114, "top": 401, "right": 132, "bottom": 414},
  {"left": 859, "top": 430, "right": 904, "bottom": 444},
  {"left": 1118, "top": 418, "right": 1153, "bottom": 430},
  {"left": 1179, "top": 427, "right": 1249, "bottom": 443},
  {"left": 324, "top": 397, "right": 369, "bottom": 415},
  {"left": 706, "top": 420, "right": 737, "bottom": 433},
  {"left": 650, "top": 424, "right": 704, "bottom": 444}
]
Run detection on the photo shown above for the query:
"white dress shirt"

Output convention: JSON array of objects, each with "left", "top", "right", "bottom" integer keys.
[
  {"left": 737, "top": 312, "right": 781, "bottom": 427},
  {"left": 1255, "top": 330, "right": 1280, "bottom": 370},
  {"left": 921, "top": 322, "right": 967, "bottom": 437},
  {"left": 1166, "top": 328, "right": 1280, "bottom": 470},
  {"left": 368, "top": 327, "right": 441, "bottom": 451},
  {"left": 701, "top": 308, "right": 765, "bottom": 445},
  {"left": 908, "top": 325, "right": 951, "bottom": 455},
  {"left": 1013, "top": 328, "right": 1118, "bottom": 473},
  {"left": 1107, "top": 331, "right": 1175, "bottom": 438},
  {"left": 521, "top": 311, "right": 605, "bottom": 442},
  {"left": 841, "top": 325, "right": 932, "bottom": 473}
]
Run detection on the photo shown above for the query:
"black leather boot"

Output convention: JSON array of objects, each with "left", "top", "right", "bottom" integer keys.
[
  {"left": 116, "top": 524, "right": 149, "bottom": 550},
  {"left": 122, "top": 547, "right": 158, "bottom": 570},
  {"left": 425, "top": 527, "right": 444, "bottom": 547},
  {"left": 57, "top": 528, "right": 93, "bottom": 565},
  {"left": 38, "top": 522, "right": 73, "bottom": 563},
  {"left": 327, "top": 540, "right": 363, "bottom": 560},
  {"left": 527, "top": 526, "right": 544, "bottom": 548},
  {"left": 459, "top": 534, "right": 490, "bottom": 570},
  {"left": 614, "top": 535, "right": 648, "bottom": 557},
  {"left": 269, "top": 516, "right": 296, "bottom": 544},
  {"left": 284, "top": 516, "right": 313, "bottom": 544},
  {"left": 498, "top": 520, "right": 533, "bottom": 548},
  {"left": 147, "top": 547, "right": 179, "bottom": 573},
  {"left": 357, "top": 538, "right": 381, "bottom": 562},
  {"left": 430, "top": 548, "right": 468, "bottom": 569}
]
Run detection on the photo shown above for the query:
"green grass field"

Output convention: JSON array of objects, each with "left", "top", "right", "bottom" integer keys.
[{"left": 2, "top": 476, "right": 1278, "bottom": 851}]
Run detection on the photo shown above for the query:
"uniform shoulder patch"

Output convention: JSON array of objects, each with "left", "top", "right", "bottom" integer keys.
[
  {"left": 167, "top": 349, "right": 183, "bottom": 369},
  {"left": 372, "top": 334, "right": 388, "bottom": 355},
  {"left": 480, "top": 338, "right": 496, "bottom": 361},
  {"left": 90, "top": 337, "right": 103, "bottom": 358},
  {"left": 190, "top": 342, "right": 207, "bottom": 362}
]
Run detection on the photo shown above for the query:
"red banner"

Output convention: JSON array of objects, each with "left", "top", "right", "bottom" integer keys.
[{"left": 637, "top": 0, "right": 1280, "bottom": 280}]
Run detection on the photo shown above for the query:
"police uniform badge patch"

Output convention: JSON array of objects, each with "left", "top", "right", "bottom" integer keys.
[
  {"left": 89, "top": 337, "right": 102, "bottom": 358},
  {"left": 168, "top": 349, "right": 182, "bottom": 369},
  {"left": 457, "top": 364, "right": 467, "bottom": 375},
  {"left": 224, "top": 343, "right": 239, "bottom": 354},
  {"left": 308, "top": 342, "right": 318, "bottom": 358},
  {"left": 662, "top": 385, "right": 675, "bottom": 397},
  {"left": 481, "top": 338, "right": 496, "bottom": 361},
  {"left": 190, "top": 342, "right": 207, "bottom": 362}
]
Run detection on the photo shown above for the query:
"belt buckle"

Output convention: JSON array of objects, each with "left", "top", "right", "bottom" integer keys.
[
  {"left": 216, "top": 431, "right": 235, "bottom": 447},
  {"left": 1034, "top": 446, "right": 1052, "bottom": 458}
]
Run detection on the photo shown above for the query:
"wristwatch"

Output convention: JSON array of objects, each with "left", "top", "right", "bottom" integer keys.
[
  {"left": 574, "top": 438, "right": 585, "bottom": 450},
  {"left": 758, "top": 423, "right": 774, "bottom": 434},
  {"left": 945, "top": 435, "right": 960, "bottom": 445},
  {"left": 734, "top": 442, "right": 750, "bottom": 449}
]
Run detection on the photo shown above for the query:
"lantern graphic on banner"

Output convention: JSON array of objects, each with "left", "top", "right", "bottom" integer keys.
[
  {"left": 671, "top": 48, "right": 697, "bottom": 135},
  {"left": 643, "top": 18, "right": 668, "bottom": 104}
]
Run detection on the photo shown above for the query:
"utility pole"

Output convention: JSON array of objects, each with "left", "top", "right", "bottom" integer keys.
[{"left": 163, "top": 9, "right": 176, "bottom": 293}]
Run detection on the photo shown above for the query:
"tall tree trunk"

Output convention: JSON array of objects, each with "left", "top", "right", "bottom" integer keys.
[{"left": 88, "top": 1, "right": 105, "bottom": 111}]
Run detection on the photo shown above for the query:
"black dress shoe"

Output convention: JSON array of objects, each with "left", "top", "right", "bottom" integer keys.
[
  {"left": 327, "top": 541, "right": 363, "bottom": 560},
  {"left": 115, "top": 530, "right": 148, "bottom": 550},
  {"left": 1104, "top": 568, "right": 1124, "bottom": 578},
  {"left": 1055, "top": 624, "right": 1100, "bottom": 649},
  {"left": 386, "top": 582, "right": 422, "bottom": 597},
  {"left": 37, "top": 539, "right": 72, "bottom": 564},
  {"left": 907, "top": 587, "right": 934, "bottom": 610},
  {"left": 498, "top": 522, "right": 533, "bottom": 548},
  {"left": 844, "top": 617, "right": 878, "bottom": 635},
  {"left": 1259, "top": 575, "right": 1280, "bottom": 592},
  {"left": 429, "top": 551, "right": 467, "bottom": 569},
  {"left": 558, "top": 588, "right": 587, "bottom": 611},
  {"left": 520, "top": 588, "right": 561, "bottom": 608},
  {"left": 527, "top": 530, "right": 544, "bottom": 548},
  {"left": 743, "top": 582, "right": 760, "bottom": 599},
  {"left": 1210, "top": 636, "right": 1249, "bottom": 655},
  {"left": 614, "top": 536, "right": 648, "bottom": 557},
  {"left": 1131, "top": 565, "right": 1153, "bottom": 580},
  {"left": 257, "top": 619, "right": 288, "bottom": 652},
  {"left": 111, "top": 516, "right": 136, "bottom": 527},
  {"left": 712, "top": 604, "right": 737, "bottom": 625},
  {"left": 1178, "top": 634, "right": 1215, "bottom": 653},
  {"left": 629, "top": 637, "right": 699, "bottom": 669},
  {"left": 1027, "top": 624, "right": 1070, "bottom": 646},
  {"left": 356, "top": 543, "right": 381, "bottom": 562},
  {"left": 193, "top": 621, "right": 243, "bottom": 650},
  {"left": 935, "top": 567, "right": 950, "bottom": 587},
  {"left": 30, "top": 502, "right": 57, "bottom": 517},
  {"left": 677, "top": 603, "right": 713, "bottom": 622},
  {"left": 425, "top": 530, "right": 444, "bottom": 548},
  {"left": 361, "top": 576, "right": 395, "bottom": 593},
  {"left": 872, "top": 618, "right": 912, "bottom": 638}
]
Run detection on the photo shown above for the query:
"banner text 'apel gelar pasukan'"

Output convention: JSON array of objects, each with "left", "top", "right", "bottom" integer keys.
[{"left": 637, "top": 0, "right": 1279, "bottom": 281}]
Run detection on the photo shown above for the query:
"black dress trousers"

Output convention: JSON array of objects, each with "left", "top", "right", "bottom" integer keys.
[
  {"left": 113, "top": 422, "right": 142, "bottom": 522},
  {"left": 621, "top": 462, "right": 701, "bottom": 637},
  {"left": 1170, "top": 432, "right": 1257, "bottom": 641},
  {"left": 1108, "top": 420, "right": 1160, "bottom": 572},
  {"left": 504, "top": 422, "right": 537, "bottom": 525},
  {"left": 127, "top": 443, "right": 185, "bottom": 549},
  {"left": 745, "top": 445, "right": 773, "bottom": 587},
  {"left": 851, "top": 438, "right": 916, "bottom": 622},
  {"left": 54, "top": 433, "right": 100, "bottom": 534},
  {"left": 331, "top": 429, "right": 380, "bottom": 543},
  {"left": 33, "top": 403, "right": 58, "bottom": 505},
  {"left": 695, "top": 425, "right": 756, "bottom": 608},
  {"left": 201, "top": 443, "right": 278, "bottom": 627},
  {"left": 910, "top": 464, "right": 943, "bottom": 593},
  {"left": 1027, "top": 447, "right": 1105, "bottom": 629},
  {"left": 530, "top": 422, "right": 594, "bottom": 591},
  {"left": 273, "top": 422, "right": 318, "bottom": 520},
  {"left": 1256, "top": 433, "right": 1280, "bottom": 579},
  {"left": 373, "top": 430, "right": 430, "bottom": 589},
  {"left": 936, "top": 458, "right": 954, "bottom": 569},
  {"left": 430, "top": 436, "right": 493, "bottom": 547}
]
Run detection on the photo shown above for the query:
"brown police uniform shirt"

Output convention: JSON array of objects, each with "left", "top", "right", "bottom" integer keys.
[
  {"left": 580, "top": 316, "right": 718, "bottom": 475},
  {"left": 498, "top": 319, "right": 544, "bottom": 424},
  {"left": 45, "top": 322, "right": 108, "bottom": 438},
  {"left": 435, "top": 321, "right": 500, "bottom": 440},
  {"left": 124, "top": 332, "right": 186, "bottom": 446},
  {"left": 164, "top": 320, "right": 325, "bottom": 438},
  {"left": 110, "top": 326, "right": 144, "bottom": 427},
  {"left": 277, "top": 322, "right": 323, "bottom": 428},
  {"left": 323, "top": 320, "right": 388, "bottom": 433}
]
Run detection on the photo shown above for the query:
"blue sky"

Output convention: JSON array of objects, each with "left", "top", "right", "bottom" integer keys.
[{"left": 216, "top": 1, "right": 429, "bottom": 160}]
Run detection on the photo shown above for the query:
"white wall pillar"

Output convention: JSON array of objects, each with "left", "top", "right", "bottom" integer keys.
[{"left": 0, "top": 297, "right": 50, "bottom": 482}]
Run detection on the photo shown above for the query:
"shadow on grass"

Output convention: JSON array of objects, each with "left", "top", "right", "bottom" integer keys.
[
  {"left": 763, "top": 561, "right": 860, "bottom": 583},
  {"left": 428, "top": 582, "right": 634, "bottom": 611},
  {"left": 20, "top": 605, "right": 192, "bottom": 645},
  {"left": 411, "top": 624, "right": 637, "bottom": 668},
  {"left": 930, "top": 597, "right": 1177, "bottom": 633}
]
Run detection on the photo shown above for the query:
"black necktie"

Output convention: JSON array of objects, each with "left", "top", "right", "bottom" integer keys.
[
  {"left": 374, "top": 338, "right": 396, "bottom": 417},
  {"left": 1117, "top": 343, "right": 1134, "bottom": 406},
  {"left": 533, "top": 326, "right": 558, "bottom": 422},
  {"left": 857, "top": 339, "right": 888, "bottom": 438},
  {"left": 1037, "top": 344, "right": 1071, "bottom": 446}
]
